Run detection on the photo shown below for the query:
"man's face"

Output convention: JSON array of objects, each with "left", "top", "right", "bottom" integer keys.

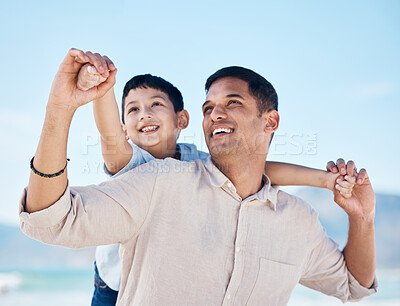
[
  {"left": 123, "top": 87, "right": 180, "bottom": 155},
  {"left": 202, "top": 77, "right": 270, "bottom": 159}
]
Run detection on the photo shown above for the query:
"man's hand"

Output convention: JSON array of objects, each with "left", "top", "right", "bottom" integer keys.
[
  {"left": 327, "top": 159, "right": 376, "bottom": 220},
  {"left": 48, "top": 48, "right": 116, "bottom": 110},
  {"left": 327, "top": 159, "right": 376, "bottom": 288}
]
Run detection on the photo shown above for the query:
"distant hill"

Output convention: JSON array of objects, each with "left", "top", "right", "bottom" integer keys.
[
  {"left": 293, "top": 188, "right": 400, "bottom": 269},
  {"left": 1, "top": 189, "right": 399, "bottom": 269},
  {"left": 0, "top": 224, "right": 94, "bottom": 269}
]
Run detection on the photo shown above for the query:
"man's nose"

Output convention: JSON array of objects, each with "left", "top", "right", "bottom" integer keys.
[{"left": 210, "top": 105, "right": 227, "bottom": 122}]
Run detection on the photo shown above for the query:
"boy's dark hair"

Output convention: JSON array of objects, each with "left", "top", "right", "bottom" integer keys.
[
  {"left": 121, "top": 74, "right": 184, "bottom": 123},
  {"left": 205, "top": 66, "right": 278, "bottom": 116}
]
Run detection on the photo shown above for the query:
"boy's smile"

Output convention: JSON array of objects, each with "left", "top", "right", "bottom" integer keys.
[{"left": 139, "top": 125, "right": 160, "bottom": 134}]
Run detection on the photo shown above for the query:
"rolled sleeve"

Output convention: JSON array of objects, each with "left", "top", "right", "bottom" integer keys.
[
  {"left": 299, "top": 212, "right": 377, "bottom": 302},
  {"left": 19, "top": 185, "right": 71, "bottom": 228},
  {"left": 347, "top": 271, "right": 378, "bottom": 301}
]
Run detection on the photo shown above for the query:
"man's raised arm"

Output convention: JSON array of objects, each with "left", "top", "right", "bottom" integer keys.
[{"left": 25, "top": 48, "right": 116, "bottom": 213}]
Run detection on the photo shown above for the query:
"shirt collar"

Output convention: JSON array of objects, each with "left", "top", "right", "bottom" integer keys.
[{"left": 203, "top": 156, "right": 278, "bottom": 210}]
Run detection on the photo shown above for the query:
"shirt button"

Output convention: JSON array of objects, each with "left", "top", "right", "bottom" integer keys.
[
  {"left": 227, "top": 294, "right": 231, "bottom": 299},
  {"left": 236, "top": 247, "right": 241, "bottom": 252}
]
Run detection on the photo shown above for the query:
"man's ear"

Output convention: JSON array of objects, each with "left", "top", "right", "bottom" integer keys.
[
  {"left": 264, "top": 110, "right": 280, "bottom": 134},
  {"left": 177, "top": 110, "right": 189, "bottom": 130}
]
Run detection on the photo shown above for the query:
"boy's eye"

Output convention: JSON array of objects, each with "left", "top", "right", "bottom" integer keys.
[
  {"left": 128, "top": 107, "right": 139, "bottom": 113},
  {"left": 152, "top": 102, "right": 162, "bottom": 107}
]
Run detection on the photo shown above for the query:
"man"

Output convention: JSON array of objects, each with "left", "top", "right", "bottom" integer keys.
[{"left": 20, "top": 48, "right": 377, "bottom": 305}]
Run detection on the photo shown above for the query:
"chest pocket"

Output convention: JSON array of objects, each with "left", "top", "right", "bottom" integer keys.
[{"left": 246, "top": 258, "right": 299, "bottom": 306}]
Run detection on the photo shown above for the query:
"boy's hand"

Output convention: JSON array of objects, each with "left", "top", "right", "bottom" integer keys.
[
  {"left": 48, "top": 48, "right": 116, "bottom": 110},
  {"left": 77, "top": 64, "right": 107, "bottom": 91},
  {"left": 324, "top": 170, "right": 355, "bottom": 198},
  {"left": 335, "top": 175, "right": 356, "bottom": 199},
  {"left": 327, "top": 159, "right": 375, "bottom": 220}
]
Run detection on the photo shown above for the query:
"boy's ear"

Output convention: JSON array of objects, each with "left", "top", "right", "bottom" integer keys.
[
  {"left": 121, "top": 123, "right": 129, "bottom": 140},
  {"left": 177, "top": 110, "right": 189, "bottom": 130},
  {"left": 264, "top": 110, "right": 279, "bottom": 134}
]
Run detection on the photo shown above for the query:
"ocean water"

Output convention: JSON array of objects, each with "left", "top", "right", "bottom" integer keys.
[
  {"left": 0, "top": 268, "right": 399, "bottom": 305},
  {"left": 0, "top": 268, "right": 93, "bottom": 306}
]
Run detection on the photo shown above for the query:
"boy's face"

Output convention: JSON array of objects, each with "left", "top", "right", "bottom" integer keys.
[{"left": 123, "top": 87, "right": 183, "bottom": 157}]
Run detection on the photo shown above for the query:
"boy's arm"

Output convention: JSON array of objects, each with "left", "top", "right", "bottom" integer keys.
[
  {"left": 77, "top": 61, "right": 133, "bottom": 175},
  {"left": 265, "top": 161, "right": 339, "bottom": 189},
  {"left": 26, "top": 48, "right": 115, "bottom": 213},
  {"left": 93, "top": 88, "right": 133, "bottom": 175}
]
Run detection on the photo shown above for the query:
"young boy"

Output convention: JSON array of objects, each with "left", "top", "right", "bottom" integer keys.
[{"left": 77, "top": 57, "right": 356, "bottom": 306}]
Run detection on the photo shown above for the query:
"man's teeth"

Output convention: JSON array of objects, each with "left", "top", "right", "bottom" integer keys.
[
  {"left": 212, "top": 128, "right": 233, "bottom": 136},
  {"left": 141, "top": 125, "right": 158, "bottom": 132}
]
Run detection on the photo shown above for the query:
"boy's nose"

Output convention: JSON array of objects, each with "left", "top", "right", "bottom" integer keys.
[
  {"left": 140, "top": 114, "right": 152, "bottom": 120},
  {"left": 139, "top": 109, "right": 153, "bottom": 121}
]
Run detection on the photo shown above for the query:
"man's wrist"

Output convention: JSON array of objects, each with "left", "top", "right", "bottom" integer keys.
[
  {"left": 348, "top": 211, "right": 375, "bottom": 227},
  {"left": 46, "top": 101, "right": 77, "bottom": 122},
  {"left": 43, "top": 102, "right": 77, "bottom": 134},
  {"left": 47, "top": 99, "right": 78, "bottom": 114}
]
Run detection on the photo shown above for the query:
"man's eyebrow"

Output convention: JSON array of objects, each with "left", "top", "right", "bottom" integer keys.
[
  {"left": 202, "top": 94, "right": 245, "bottom": 109},
  {"left": 202, "top": 100, "right": 211, "bottom": 109},
  {"left": 226, "top": 94, "right": 245, "bottom": 100}
]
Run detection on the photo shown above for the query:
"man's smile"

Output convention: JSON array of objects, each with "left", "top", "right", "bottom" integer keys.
[{"left": 209, "top": 124, "right": 234, "bottom": 138}]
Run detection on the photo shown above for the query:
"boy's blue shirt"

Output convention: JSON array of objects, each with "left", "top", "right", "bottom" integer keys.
[
  {"left": 103, "top": 142, "right": 209, "bottom": 177},
  {"left": 96, "top": 142, "right": 209, "bottom": 290}
]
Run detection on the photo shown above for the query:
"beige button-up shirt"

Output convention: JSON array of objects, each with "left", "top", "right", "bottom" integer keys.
[{"left": 20, "top": 157, "right": 377, "bottom": 305}]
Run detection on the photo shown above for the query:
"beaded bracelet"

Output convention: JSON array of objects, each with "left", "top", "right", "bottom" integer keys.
[{"left": 30, "top": 156, "right": 70, "bottom": 178}]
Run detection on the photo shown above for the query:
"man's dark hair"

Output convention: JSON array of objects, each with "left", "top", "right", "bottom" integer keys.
[
  {"left": 121, "top": 74, "right": 184, "bottom": 123},
  {"left": 205, "top": 66, "right": 278, "bottom": 116}
]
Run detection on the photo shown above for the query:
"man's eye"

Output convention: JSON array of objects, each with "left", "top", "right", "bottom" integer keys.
[
  {"left": 152, "top": 102, "right": 161, "bottom": 107},
  {"left": 228, "top": 100, "right": 240, "bottom": 106},
  {"left": 203, "top": 106, "right": 213, "bottom": 114}
]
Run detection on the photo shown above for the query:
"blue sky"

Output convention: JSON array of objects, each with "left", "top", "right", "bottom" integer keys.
[{"left": 0, "top": 0, "right": 399, "bottom": 225}]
